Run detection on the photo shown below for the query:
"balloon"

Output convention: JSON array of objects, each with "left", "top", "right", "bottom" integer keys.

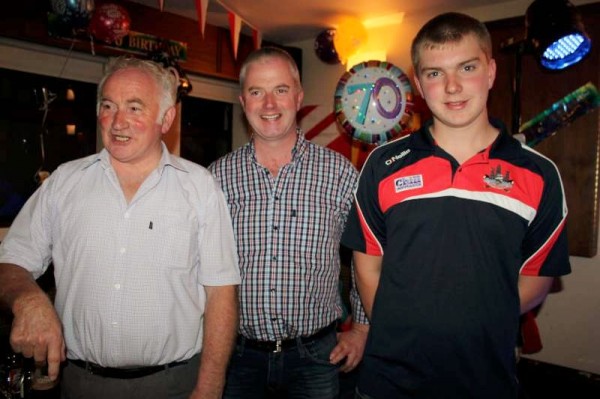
[
  {"left": 333, "top": 16, "right": 367, "bottom": 65},
  {"left": 89, "top": 3, "right": 131, "bottom": 44},
  {"left": 334, "top": 60, "right": 414, "bottom": 145},
  {"left": 50, "top": 0, "right": 95, "bottom": 30},
  {"left": 314, "top": 29, "right": 340, "bottom": 65}
]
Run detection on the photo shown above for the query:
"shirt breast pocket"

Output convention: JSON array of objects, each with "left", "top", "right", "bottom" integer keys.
[{"left": 143, "top": 209, "right": 198, "bottom": 271}]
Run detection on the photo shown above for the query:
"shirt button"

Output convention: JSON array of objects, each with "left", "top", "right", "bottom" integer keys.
[
  {"left": 111, "top": 321, "right": 118, "bottom": 326},
  {"left": 272, "top": 256, "right": 277, "bottom": 261},
  {"left": 124, "top": 212, "right": 130, "bottom": 219},
  {"left": 273, "top": 225, "right": 278, "bottom": 230},
  {"left": 271, "top": 317, "right": 277, "bottom": 321},
  {"left": 114, "top": 283, "right": 121, "bottom": 290},
  {"left": 120, "top": 247, "right": 126, "bottom": 254},
  {"left": 270, "top": 288, "right": 276, "bottom": 292}
]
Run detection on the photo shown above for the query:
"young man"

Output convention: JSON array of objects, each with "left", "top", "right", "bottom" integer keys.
[
  {"left": 342, "top": 12, "right": 571, "bottom": 398},
  {"left": 209, "top": 46, "right": 369, "bottom": 398},
  {"left": 0, "top": 57, "right": 240, "bottom": 399}
]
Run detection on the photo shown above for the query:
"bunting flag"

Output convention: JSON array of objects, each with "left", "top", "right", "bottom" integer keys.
[
  {"left": 228, "top": 11, "right": 242, "bottom": 59},
  {"left": 252, "top": 28, "right": 262, "bottom": 50},
  {"left": 158, "top": 0, "right": 164, "bottom": 12},
  {"left": 194, "top": 0, "right": 210, "bottom": 38}
]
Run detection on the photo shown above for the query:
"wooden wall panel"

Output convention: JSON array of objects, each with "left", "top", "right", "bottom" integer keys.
[{"left": 486, "top": 3, "right": 600, "bottom": 257}]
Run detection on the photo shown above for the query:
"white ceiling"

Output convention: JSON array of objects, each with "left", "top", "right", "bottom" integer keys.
[{"left": 129, "top": 0, "right": 514, "bottom": 43}]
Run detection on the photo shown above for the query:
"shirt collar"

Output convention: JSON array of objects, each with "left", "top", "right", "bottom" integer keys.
[
  {"left": 408, "top": 118, "right": 517, "bottom": 157},
  {"left": 84, "top": 142, "right": 188, "bottom": 173},
  {"left": 408, "top": 119, "right": 436, "bottom": 151},
  {"left": 487, "top": 118, "right": 521, "bottom": 156},
  {"left": 245, "top": 128, "right": 308, "bottom": 164},
  {"left": 159, "top": 142, "right": 188, "bottom": 173}
]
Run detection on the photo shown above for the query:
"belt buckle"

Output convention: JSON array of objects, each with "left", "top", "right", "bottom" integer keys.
[{"left": 273, "top": 340, "right": 282, "bottom": 353}]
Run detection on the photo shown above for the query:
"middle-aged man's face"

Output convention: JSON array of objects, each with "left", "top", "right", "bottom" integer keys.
[
  {"left": 239, "top": 56, "right": 304, "bottom": 144},
  {"left": 98, "top": 67, "right": 173, "bottom": 168},
  {"left": 413, "top": 33, "right": 496, "bottom": 131}
]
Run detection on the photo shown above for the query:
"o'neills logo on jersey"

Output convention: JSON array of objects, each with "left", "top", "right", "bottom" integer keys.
[
  {"left": 394, "top": 175, "right": 423, "bottom": 192},
  {"left": 385, "top": 149, "right": 411, "bottom": 165}
]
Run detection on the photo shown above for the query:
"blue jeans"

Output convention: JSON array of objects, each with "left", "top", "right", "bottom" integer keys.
[{"left": 223, "top": 329, "right": 339, "bottom": 399}]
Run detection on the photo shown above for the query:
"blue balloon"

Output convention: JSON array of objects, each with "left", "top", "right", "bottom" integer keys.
[{"left": 50, "top": 0, "right": 95, "bottom": 29}]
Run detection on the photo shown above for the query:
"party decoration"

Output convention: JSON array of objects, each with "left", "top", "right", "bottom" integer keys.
[
  {"left": 252, "top": 29, "right": 262, "bottom": 50},
  {"left": 50, "top": 0, "right": 95, "bottom": 31},
  {"left": 228, "top": 11, "right": 242, "bottom": 59},
  {"left": 333, "top": 16, "right": 367, "bottom": 65},
  {"left": 194, "top": 0, "right": 209, "bottom": 38},
  {"left": 89, "top": 3, "right": 131, "bottom": 44},
  {"left": 515, "top": 82, "right": 600, "bottom": 147},
  {"left": 334, "top": 60, "right": 414, "bottom": 145},
  {"left": 148, "top": 42, "right": 193, "bottom": 102},
  {"left": 314, "top": 29, "right": 340, "bottom": 65}
]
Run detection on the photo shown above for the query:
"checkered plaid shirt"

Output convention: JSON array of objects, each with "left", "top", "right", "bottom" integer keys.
[{"left": 209, "top": 132, "right": 368, "bottom": 341}]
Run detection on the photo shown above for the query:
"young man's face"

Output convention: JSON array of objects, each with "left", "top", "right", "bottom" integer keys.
[{"left": 413, "top": 34, "right": 496, "bottom": 130}]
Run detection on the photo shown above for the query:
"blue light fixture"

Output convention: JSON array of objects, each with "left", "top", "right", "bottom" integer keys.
[{"left": 526, "top": 0, "right": 592, "bottom": 70}]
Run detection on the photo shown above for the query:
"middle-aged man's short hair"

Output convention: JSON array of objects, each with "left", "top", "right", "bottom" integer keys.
[
  {"left": 411, "top": 12, "right": 492, "bottom": 75},
  {"left": 238, "top": 46, "right": 302, "bottom": 91},
  {"left": 97, "top": 56, "right": 178, "bottom": 120}
]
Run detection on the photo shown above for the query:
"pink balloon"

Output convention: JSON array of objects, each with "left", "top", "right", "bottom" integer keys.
[{"left": 90, "top": 3, "right": 131, "bottom": 44}]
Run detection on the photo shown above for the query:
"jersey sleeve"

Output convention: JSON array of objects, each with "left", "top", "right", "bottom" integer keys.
[
  {"left": 341, "top": 155, "right": 386, "bottom": 256},
  {"left": 520, "top": 159, "right": 570, "bottom": 277}
]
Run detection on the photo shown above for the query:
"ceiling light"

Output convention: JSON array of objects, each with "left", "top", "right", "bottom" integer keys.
[
  {"left": 525, "top": 0, "right": 592, "bottom": 70},
  {"left": 363, "top": 13, "right": 405, "bottom": 29}
]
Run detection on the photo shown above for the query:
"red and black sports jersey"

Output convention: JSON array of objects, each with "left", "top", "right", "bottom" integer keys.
[{"left": 342, "top": 119, "right": 570, "bottom": 398}]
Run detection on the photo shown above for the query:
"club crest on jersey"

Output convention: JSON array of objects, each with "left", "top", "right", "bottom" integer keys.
[
  {"left": 394, "top": 175, "right": 423, "bottom": 192},
  {"left": 484, "top": 165, "right": 514, "bottom": 191}
]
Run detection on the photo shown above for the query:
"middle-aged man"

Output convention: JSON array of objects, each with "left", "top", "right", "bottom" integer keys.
[
  {"left": 0, "top": 57, "right": 240, "bottom": 399},
  {"left": 209, "top": 46, "right": 369, "bottom": 398},
  {"left": 342, "top": 12, "right": 571, "bottom": 399}
]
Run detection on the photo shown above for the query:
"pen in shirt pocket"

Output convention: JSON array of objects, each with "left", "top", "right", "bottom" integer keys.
[{"left": 149, "top": 221, "right": 153, "bottom": 230}]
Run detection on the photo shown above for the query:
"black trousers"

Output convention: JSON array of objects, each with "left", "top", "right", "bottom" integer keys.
[{"left": 60, "top": 354, "right": 200, "bottom": 399}]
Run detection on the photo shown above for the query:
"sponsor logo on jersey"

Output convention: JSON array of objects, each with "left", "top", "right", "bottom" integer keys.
[{"left": 394, "top": 174, "right": 423, "bottom": 192}]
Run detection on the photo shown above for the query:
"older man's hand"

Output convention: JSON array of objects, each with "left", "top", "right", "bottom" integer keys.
[{"left": 10, "top": 292, "right": 65, "bottom": 381}]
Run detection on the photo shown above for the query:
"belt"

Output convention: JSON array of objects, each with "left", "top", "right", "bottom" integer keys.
[
  {"left": 68, "top": 358, "right": 189, "bottom": 379},
  {"left": 240, "top": 322, "right": 337, "bottom": 353}
]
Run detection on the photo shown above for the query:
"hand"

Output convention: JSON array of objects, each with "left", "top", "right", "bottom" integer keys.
[
  {"left": 329, "top": 322, "right": 369, "bottom": 373},
  {"left": 10, "top": 292, "right": 65, "bottom": 381}
]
